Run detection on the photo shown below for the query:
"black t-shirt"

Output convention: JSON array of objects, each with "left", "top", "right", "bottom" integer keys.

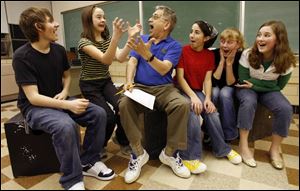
[
  {"left": 212, "top": 48, "right": 242, "bottom": 88},
  {"left": 12, "top": 42, "right": 70, "bottom": 115}
]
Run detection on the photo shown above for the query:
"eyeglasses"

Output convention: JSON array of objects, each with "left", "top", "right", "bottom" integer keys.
[{"left": 150, "top": 14, "right": 168, "bottom": 21}]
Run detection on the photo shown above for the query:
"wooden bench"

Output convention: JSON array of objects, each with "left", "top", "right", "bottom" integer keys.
[{"left": 140, "top": 103, "right": 273, "bottom": 160}]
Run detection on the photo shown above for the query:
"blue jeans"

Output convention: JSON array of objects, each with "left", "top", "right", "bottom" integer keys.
[
  {"left": 212, "top": 86, "right": 238, "bottom": 140},
  {"left": 25, "top": 99, "right": 107, "bottom": 189},
  {"left": 180, "top": 91, "right": 231, "bottom": 160},
  {"left": 236, "top": 89, "right": 292, "bottom": 137}
]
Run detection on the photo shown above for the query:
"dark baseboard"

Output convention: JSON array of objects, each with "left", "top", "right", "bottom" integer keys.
[{"left": 1, "top": 97, "right": 17, "bottom": 104}]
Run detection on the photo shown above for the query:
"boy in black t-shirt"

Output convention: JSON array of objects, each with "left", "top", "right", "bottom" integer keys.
[{"left": 12, "top": 7, "right": 115, "bottom": 190}]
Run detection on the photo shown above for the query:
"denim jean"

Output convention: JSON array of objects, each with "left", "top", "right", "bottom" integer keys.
[
  {"left": 25, "top": 99, "right": 107, "bottom": 189},
  {"left": 80, "top": 78, "right": 129, "bottom": 146},
  {"left": 212, "top": 86, "right": 238, "bottom": 141},
  {"left": 236, "top": 88, "right": 293, "bottom": 137},
  {"left": 180, "top": 91, "right": 232, "bottom": 160}
]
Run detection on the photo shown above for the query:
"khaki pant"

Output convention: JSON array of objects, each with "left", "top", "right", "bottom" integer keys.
[{"left": 118, "top": 83, "right": 189, "bottom": 153}]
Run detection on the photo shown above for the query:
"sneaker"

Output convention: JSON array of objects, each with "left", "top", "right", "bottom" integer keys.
[
  {"left": 182, "top": 160, "right": 207, "bottom": 174},
  {"left": 68, "top": 181, "right": 85, "bottom": 190},
  {"left": 159, "top": 149, "right": 191, "bottom": 178},
  {"left": 82, "top": 161, "right": 115, "bottom": 180},
  {"left": 124, "top": 149, "right": 149, "bottom": 184},
  {"left": 100, "top": 148, "right": 108, "bottom": 159},
  {"left": 112, "top": 135, "right": 132, "bottom": 156},
  {"left": 227, "top": 149, "right": 242, "bottom": 164}
]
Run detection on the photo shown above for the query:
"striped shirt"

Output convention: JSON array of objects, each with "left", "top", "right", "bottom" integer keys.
[{"left": 78, "top": 37, "right": 111, "bottom": 80}]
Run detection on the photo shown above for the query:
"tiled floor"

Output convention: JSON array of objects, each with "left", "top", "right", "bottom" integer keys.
[{"left": 1, "top": 100, "right": 299, "bottom": 190}]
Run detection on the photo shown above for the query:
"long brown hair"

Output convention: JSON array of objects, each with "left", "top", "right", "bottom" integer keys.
[
  {"left": 80, "top": 5, "right": 109, "bottom": 42},
  {"left": 249, "top": 20, "right": 296, "bottom": 73}
]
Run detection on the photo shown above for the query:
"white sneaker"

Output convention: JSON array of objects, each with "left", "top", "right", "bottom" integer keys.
[
  {"left": 124, "top": 149, "right": 149, "bottom": 184},
  {"left": 159, "top": 149, "right": 191, "bottom": 178},
  {"left": 68, "top": 181, "right": 85, "bottom": 190},
  {"left": 182, "top": 160, "right": 207, "bottom": 174},
  {"left": 227, "top": 149, "right": 242, "bottom": 165},
  {"left": 82, "top": 161, "right": 115, "bottom": 180}
]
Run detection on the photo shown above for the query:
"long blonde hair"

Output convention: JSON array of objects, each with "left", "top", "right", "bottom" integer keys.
[{"left": 249, "top": 20, "right": 296, "bottom": 73}]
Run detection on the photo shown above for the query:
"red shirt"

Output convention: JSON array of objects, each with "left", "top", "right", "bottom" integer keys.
[{"left": 177, "top": 45, "right": 215, "bottom": 90}]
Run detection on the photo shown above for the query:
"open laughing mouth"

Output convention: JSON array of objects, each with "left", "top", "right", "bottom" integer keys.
[
  {"left": 223, "top": 49, "right": 230, "bottom": 54},
  {"left": 98, "top": 24, "right": 105, "bottom": 28},
  {"left": 258, "top": 42, "right": 267, "bottom": 49},
  {"left": 149, "top": 24, "right": 154, "bottom": 31}
]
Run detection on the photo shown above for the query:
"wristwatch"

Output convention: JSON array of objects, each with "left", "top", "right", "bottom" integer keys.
[{"left": 147, "top": 54, "right": 155, "bottom": 62}]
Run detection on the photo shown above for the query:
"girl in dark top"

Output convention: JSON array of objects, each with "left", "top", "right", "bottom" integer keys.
[{"left": 212, "top": 28, "right": 246, "bottom": 141}]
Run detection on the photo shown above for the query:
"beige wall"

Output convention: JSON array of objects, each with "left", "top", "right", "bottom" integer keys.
[
  {"left": 1, "top": 59, "right": 18, "bottom": 102},
  {"left": 4, "top": 1, "right": 51, "bottom": 24},
  {"left": 281, "top": 59, "right": 299, "bottom": 106}
]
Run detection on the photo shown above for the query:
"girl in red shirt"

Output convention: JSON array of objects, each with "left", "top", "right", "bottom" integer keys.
[{"left": 176, "top": 20, "right": 242, "bottom": 174}]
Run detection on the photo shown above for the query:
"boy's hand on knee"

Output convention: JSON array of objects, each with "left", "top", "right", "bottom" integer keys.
[{"left": 66, "top": 99, "right": 89, "bottom": 114}]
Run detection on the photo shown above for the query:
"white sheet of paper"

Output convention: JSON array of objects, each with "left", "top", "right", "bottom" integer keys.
[{"left": 124, "top": 89, "right": 156, "bottom": 110}]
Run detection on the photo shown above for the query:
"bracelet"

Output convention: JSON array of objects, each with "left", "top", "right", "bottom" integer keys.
[{"left": 147, "top": 54, "right": 155, "bottom": 62}]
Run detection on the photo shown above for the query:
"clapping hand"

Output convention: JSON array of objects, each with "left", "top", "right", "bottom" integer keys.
[
  {"left": 127, "top": 21, "right": 142, "bottom": 38},
  {"left": 112, "top": 17, "right": 127, "bottom": 39},
  {"left": 127, "top": 36, "right": 155, "bottom": 59}
]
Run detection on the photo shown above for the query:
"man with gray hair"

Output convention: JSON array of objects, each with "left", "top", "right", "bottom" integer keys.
[{"left": 119, "top": 5, "right": 191, "bottom": 183}]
